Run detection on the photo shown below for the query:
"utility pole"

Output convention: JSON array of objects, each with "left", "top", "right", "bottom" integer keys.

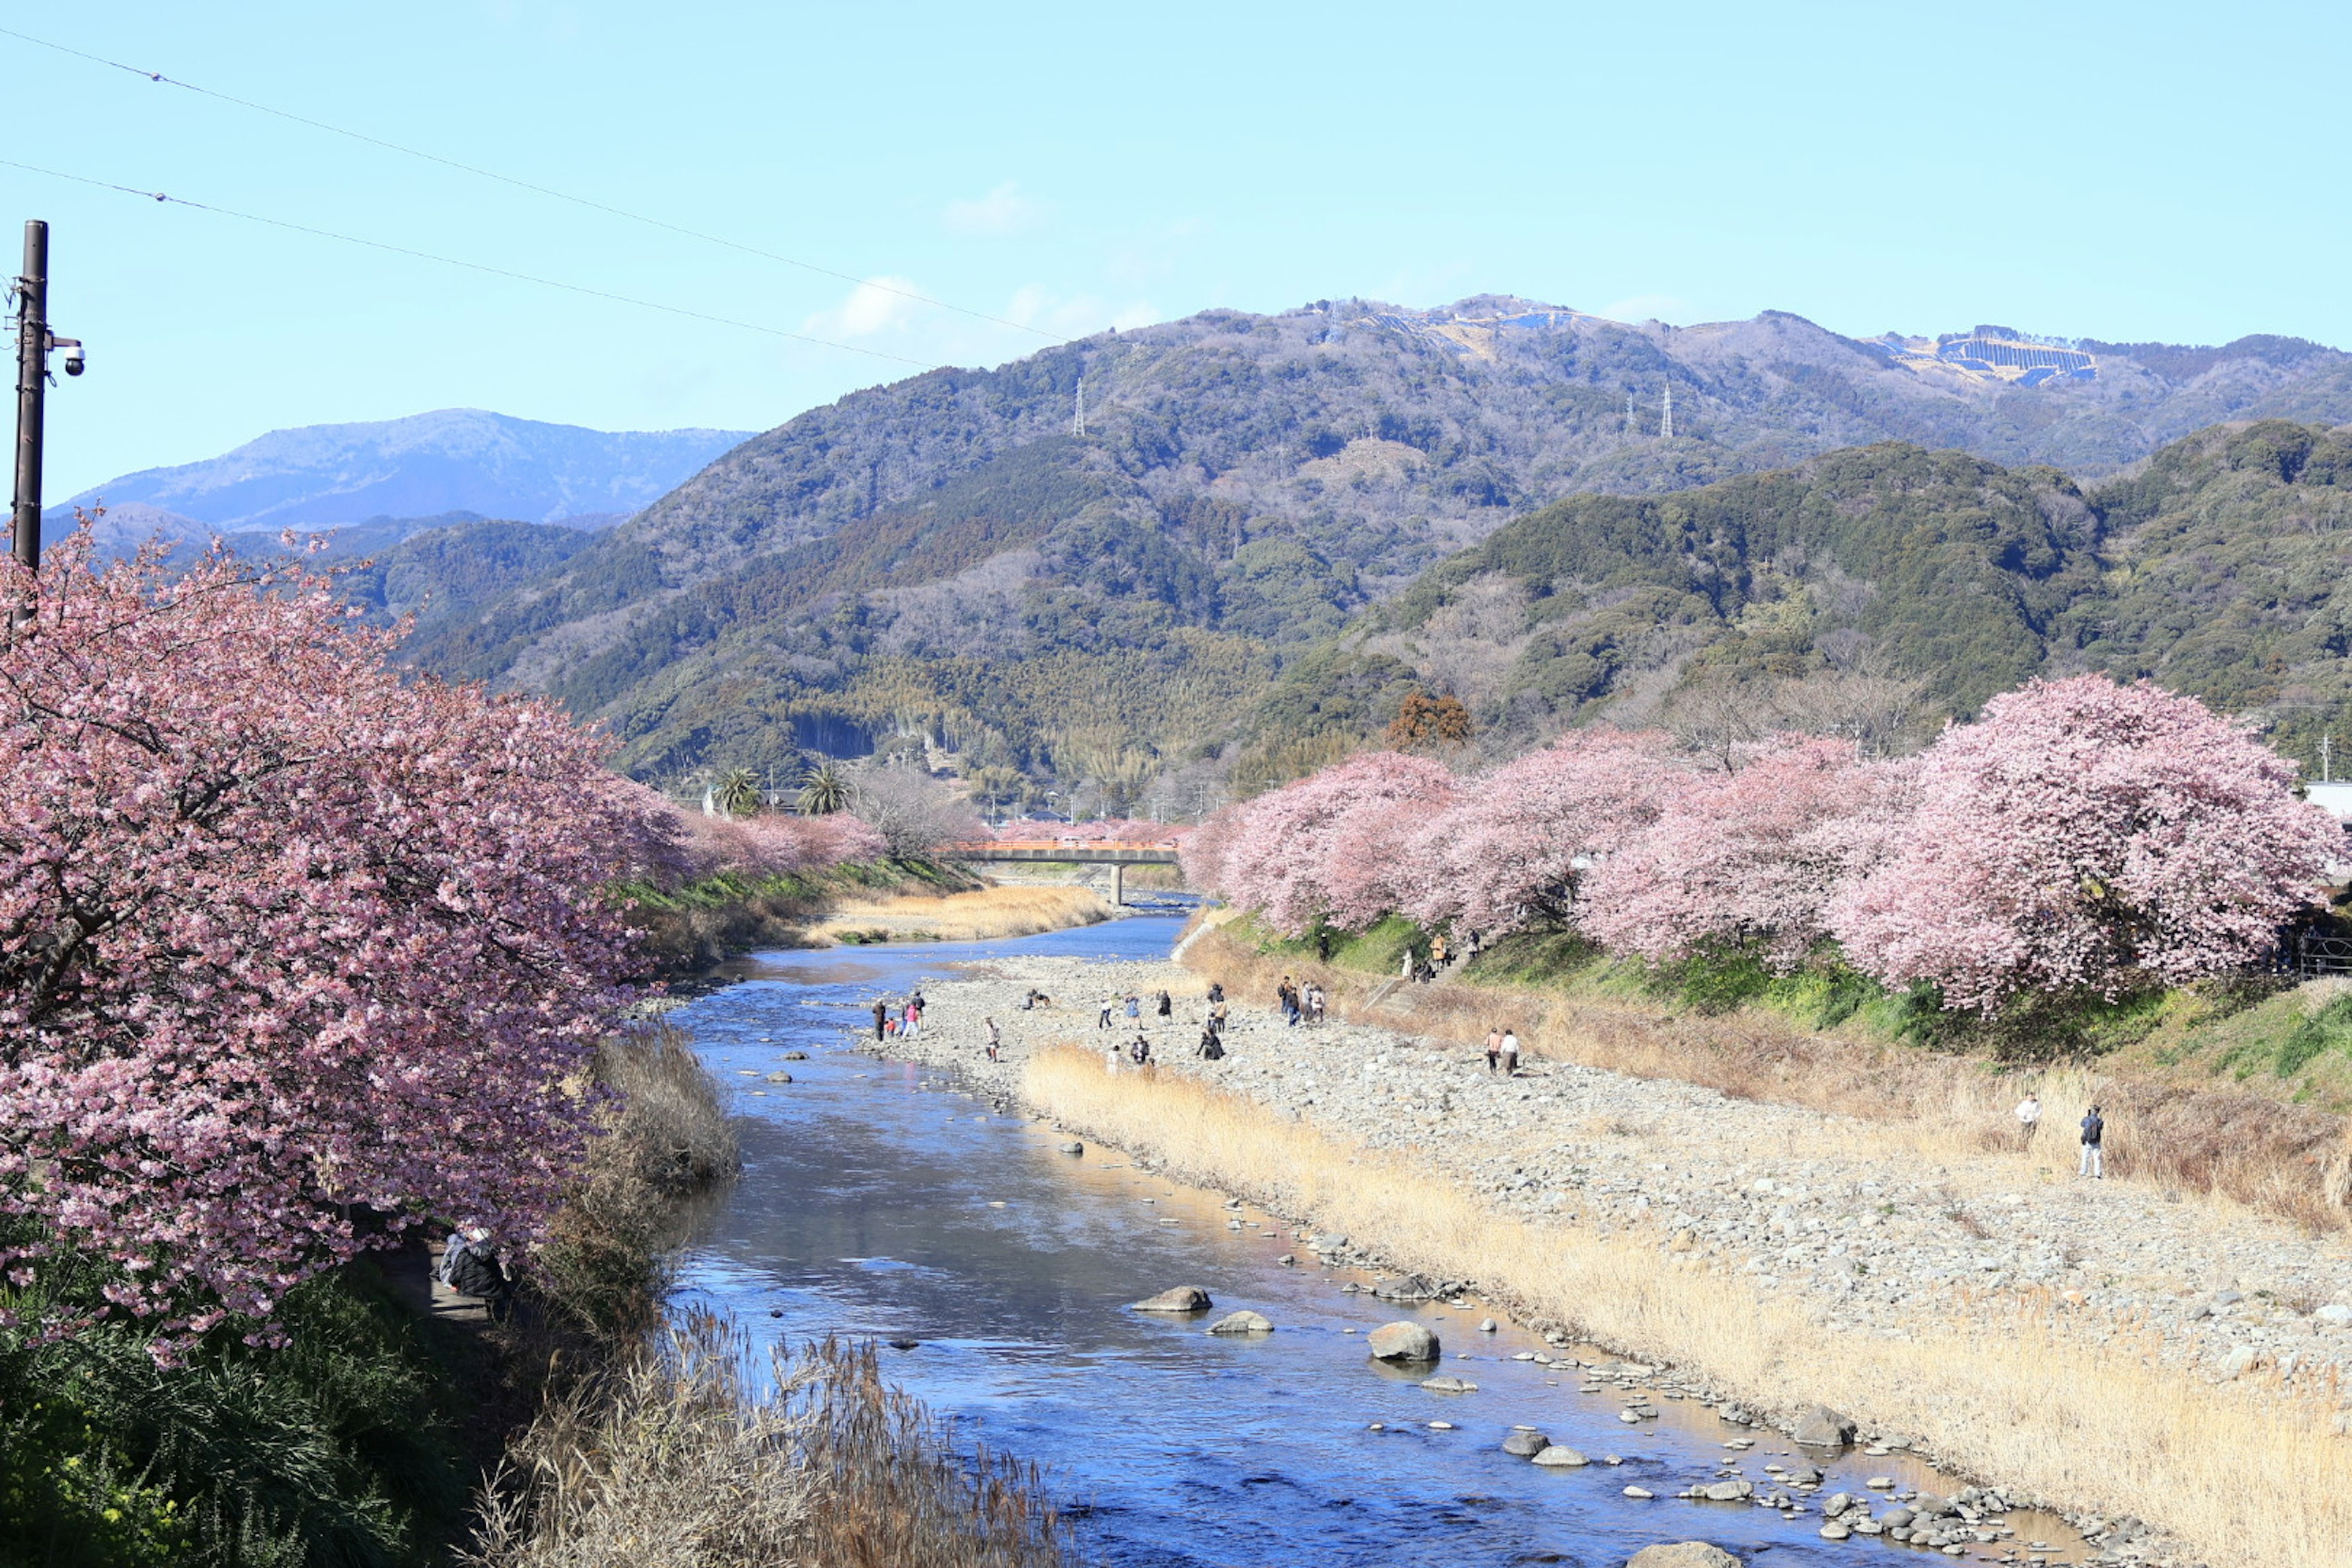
[
  {"left": 10, "top": 219, "right": 84, "bottom": 578},
  {"left": 2323, "top": 731, "right": 2335, "bottom": 784}
]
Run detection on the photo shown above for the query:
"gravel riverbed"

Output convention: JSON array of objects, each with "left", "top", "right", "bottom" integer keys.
[{"left": 819, "top": 940, "right": 2352, "bottom": 1566}]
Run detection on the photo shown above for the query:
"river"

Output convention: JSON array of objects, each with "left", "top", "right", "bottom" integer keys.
[{"left": 667, "top": 916, "right": 2054, "bottom": 1567}]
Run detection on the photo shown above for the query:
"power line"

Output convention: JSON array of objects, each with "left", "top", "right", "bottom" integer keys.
[
  {"left": 0, "top": 157, "right": 940, "bottom": 370},
  {"left": 0, "top": 23, "right": 1065, "bottom": 345}
]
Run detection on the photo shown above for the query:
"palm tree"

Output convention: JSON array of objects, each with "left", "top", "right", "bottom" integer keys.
[
  {"left": 797, "top": 761, "right": 851, "bottom": 816},
  {"left": 715, "top": 766, "right": 763, "bottom": 818}
]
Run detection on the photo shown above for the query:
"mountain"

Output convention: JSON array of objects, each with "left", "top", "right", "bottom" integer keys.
[
  {"left": 57, "top": 409, "right": 753, "bottom": 533},
  {"left": 1230, "top": 419, "right": 2352, "bottom": 786},
  {"left": 383, "top": 297, "right": 2352, "bottom": 786}
]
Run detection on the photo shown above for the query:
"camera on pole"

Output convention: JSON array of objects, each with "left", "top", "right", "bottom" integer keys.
[{"left": 12, "top": 218, "right": 89, "bottom": 576}]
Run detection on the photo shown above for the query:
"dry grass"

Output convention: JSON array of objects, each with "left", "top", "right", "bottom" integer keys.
[
  {"left": 1023, "top": 1044, "right": 2352, "bottom": 1568},
  {"left": 1188, "top": 927, "right": 2352, "bottom": 1232},
  {"left": 469, "top": 1311, "right": 1079, "bottom": 1568},
  {"left": 532, "top": 1025, "right": 742, "bottom": 1341},
  {"left": 813, "top": 884, "right": 1114, "bottom": 946}
]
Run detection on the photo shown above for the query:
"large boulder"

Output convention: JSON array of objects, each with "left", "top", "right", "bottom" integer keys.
[
  {"left": 1627, "top": 1545, "right": 1743, "bottom": 1568},
  {"left": 1792, "top": 1403, "right": 1857, "bottom": 1447},
  {"left": 1531, "top": 1445, "right": 1590, "bottom": 1467},
  {"left": 1207, "top": 1310, "right": 1274, "bottom": 1335},
  {"left": 1366, "top": 1321, "right": 1441, "bottom": 1362},
  {"left": 1501, "top": 1428, "right": 1551, "bottom": 1457},
  {"left": 1131, "top": 1286, "right": 1213, "bottom": 1313}
]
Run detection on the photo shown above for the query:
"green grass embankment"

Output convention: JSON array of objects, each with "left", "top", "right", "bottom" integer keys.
[
  {"left": 1225, "top": 912, "right": 2352, "bottom": 1111},
  {"left": 616, "top": 856, "right": 978, "bottom": 973}
]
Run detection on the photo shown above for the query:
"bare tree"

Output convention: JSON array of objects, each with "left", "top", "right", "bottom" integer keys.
[{"left": 851, "top": 767, "right": 987, "bottom": 856}]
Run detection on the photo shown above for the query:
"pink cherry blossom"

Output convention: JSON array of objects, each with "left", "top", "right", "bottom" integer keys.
[
  {"left": 1397, "top": 727, "right": 1684, "bottom": 936},
  {"left": 1203, "top": 752, "right": 1456, "bottom": 935},
  {"left": 1581, "top": 737, "right": 1914, "bottom": 970},
  {"left": 0, "top": 529, "right": 669, "bottom": 1355},
  {"left": 1831, "top": 676, "right": 2342, "bottom": 1009}
]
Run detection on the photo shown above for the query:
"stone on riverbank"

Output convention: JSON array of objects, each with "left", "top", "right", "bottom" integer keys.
[
  {"left": 1058, "top": 1140, "right": 1085, "bottom": 1155},
  {"left": 1366, "top": 1321, "right": 1440, "bottom": 1362},
  {"left": 1793, "top": 1403, "right": 1857, "bottom": 1447},
  {"left": 1627, "top": 1544, "right": 1741, "bottom": 1567},
  {"left": 1207, "top": 1310, "right": 1274, "bottom": 1335},
  {"left": 1131, "top": 1286, "right": 1213, "bottom": 1313},
  {"left": 1501, "top": 1428, "right": 1551, "bottom": 1457}
]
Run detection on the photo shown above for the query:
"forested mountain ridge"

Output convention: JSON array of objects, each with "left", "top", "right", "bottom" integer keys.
[
  {"left": 380, "top": 296, "right": 2352, "bottom": 786},
  {"left": 1238, "top": 420, "right": 2352, "bottom": 782}
]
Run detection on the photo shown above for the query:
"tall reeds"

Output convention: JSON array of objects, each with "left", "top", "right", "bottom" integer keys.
[
  {"left": 468, "top": 1312, "right": 1079, "bottom": 1568},
  {"left": 815, "top": 884, "right": 1115, "bottom": 945},
  {"left": 1023, "top": 1043, "right": 2352, "bottom": 1568}
]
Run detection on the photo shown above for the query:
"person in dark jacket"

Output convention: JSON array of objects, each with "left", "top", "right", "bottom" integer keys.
[
  {"left": 872, "top": 999, "right": 888, "bottom": 1040},
  {"left": 439, "top": 1228, "right": 513, "bottom": 1319},
  {"left": 2079, "top": 1104, "right": 2105, "bottom": 1179}
]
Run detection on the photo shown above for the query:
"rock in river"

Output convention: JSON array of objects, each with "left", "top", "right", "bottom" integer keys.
[
  {"left": 1792, "top": 1403, "right": 1858, "bottom": 1447},
  {"left": 1207, "top": 1310, "right": 1274, "bottom": 1335},
  {"left": 1627, "top": 1543, "right": 1743, "bottom": 1567},
  {"left": 1697, "top": 1479, "right": 1754, "bottom": 1502},
  {"left": 1419, "top": 1374, "right": 1478, "bottom": 1393},
  {"left": 1501, "top": 1428, "right": 1551, "bottom": 1457},
  {"left": 1531, "top": 1445, "right": 1589, "bottom": 1468},
  {"left": 1131, "top": 1286, "right": 1213, "bottom": 1313},
  {"left": 1366, "top": 1321, "right": 1441, "bottom": 1362}
]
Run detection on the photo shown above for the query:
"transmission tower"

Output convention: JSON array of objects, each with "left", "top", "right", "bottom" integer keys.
[
  {"left": 1625, "top": 388, "right": 1636, "bottom": 433},
  {"left": 1660, "top": 379, "right": 1675, "bottom": 440},
  {"left": 1073, "top": 375, "right": 1087, "bottom": 437}
]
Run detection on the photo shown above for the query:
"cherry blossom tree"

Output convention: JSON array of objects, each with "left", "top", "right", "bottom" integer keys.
[
  {"left": 1398, "top": 728, "right": 1684, "bottom": 936},
  {"left": 1581, "top": 737, "right": 1914, "bottom": 970},
  {"left": 1830, "top": 676, "right": 2342, "bottom": 1010},
  {"left": 0, "top": 532, "right": 669, "bottom": 1354},
  {"left": 1211, "top": 752, "right": 1456, "bottom": 935}
]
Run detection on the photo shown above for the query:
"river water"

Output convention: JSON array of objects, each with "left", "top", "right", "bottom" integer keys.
[{"left": 669, "top": 918, "right": 2046, "bottom": 1567}]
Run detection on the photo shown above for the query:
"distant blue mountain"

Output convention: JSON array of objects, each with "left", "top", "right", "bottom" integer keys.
[{"left": 55, "top": 409, "right": 753, "bottom": 532}]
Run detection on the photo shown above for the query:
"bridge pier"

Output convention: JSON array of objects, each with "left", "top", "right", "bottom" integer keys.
[{"left": 1110, "top": 864, "right": 1125, "bottom": 907}]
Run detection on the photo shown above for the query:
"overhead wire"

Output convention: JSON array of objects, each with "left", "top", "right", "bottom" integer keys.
[
  {"left": 0, "top": 23, "right": 1067, "bottom": 345},
  {"left": 0, "top": 157, "right": 941, "bottom": 371}
]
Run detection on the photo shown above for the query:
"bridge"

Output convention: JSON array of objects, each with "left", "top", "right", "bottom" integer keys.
[{"left": 939, "top": 839, "right": 1182, "bottom": 905}]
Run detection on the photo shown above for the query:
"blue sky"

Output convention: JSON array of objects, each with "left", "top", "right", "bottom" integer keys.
[{"left": 7, "top": 1, "right": 2348, "bottom": 493}]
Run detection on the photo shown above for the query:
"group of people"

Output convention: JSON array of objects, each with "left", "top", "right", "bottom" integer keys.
[
  {"left": 1481, "top": 1025, "right": 1522, "bottom": 1076},
  {"left": 872, "top": 991, "right": 927, "bottom": 1041},
  {"left": 2013, "top": 1091, "right": 2108, "bottom": 1178},
  {"left": 1098, "top": 990, "right": 1177, "bottom": 1030},
  {"left": 1275, "top": 974, "right": 1327, "bottom": 1026},
  {"left": 1401, "top": 930, "right": 1483, "bottom": 985}
]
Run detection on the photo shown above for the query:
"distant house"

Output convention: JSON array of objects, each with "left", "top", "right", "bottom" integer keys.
[{"left": 2307, "top": 783, "right": 2352, "bottom": 881}]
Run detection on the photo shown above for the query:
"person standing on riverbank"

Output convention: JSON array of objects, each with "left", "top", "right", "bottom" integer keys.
[
  {"left": 902, "top": 1000, "right": 921, "bottom": 1041},
  {"left": 2016, "top": 1091, "right": 2042, "bottom": 1148},
  {"left": 2079, "top": 1104, "right": 2105, "bottom": 1178},
  {"left": 873, "top": 998, "right": 888, "bottom": 1040},
  {"left": 1156, "top": 990, "right": 1172, "bottom": 1019},
  {"left": 1098, "top": 995, "right": 1115, "bottom": 1029},
  {"left": 1499, "top": 1027, "right": 1520, "bottom": 1076},
  {"left": 1483, "top": 1027, "right": 1503, "bottom": 1074},
  {"left": 984, "top": 1017, "right": 1001, "bottom": 1061}
]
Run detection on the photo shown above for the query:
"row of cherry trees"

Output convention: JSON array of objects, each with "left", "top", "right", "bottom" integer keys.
[
  {"left": 1185, "top": 676, "right": 2345, "bottom": 1013},
  {"left": 0, "top": 535, "right": 680, "bottom": 1357}
]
